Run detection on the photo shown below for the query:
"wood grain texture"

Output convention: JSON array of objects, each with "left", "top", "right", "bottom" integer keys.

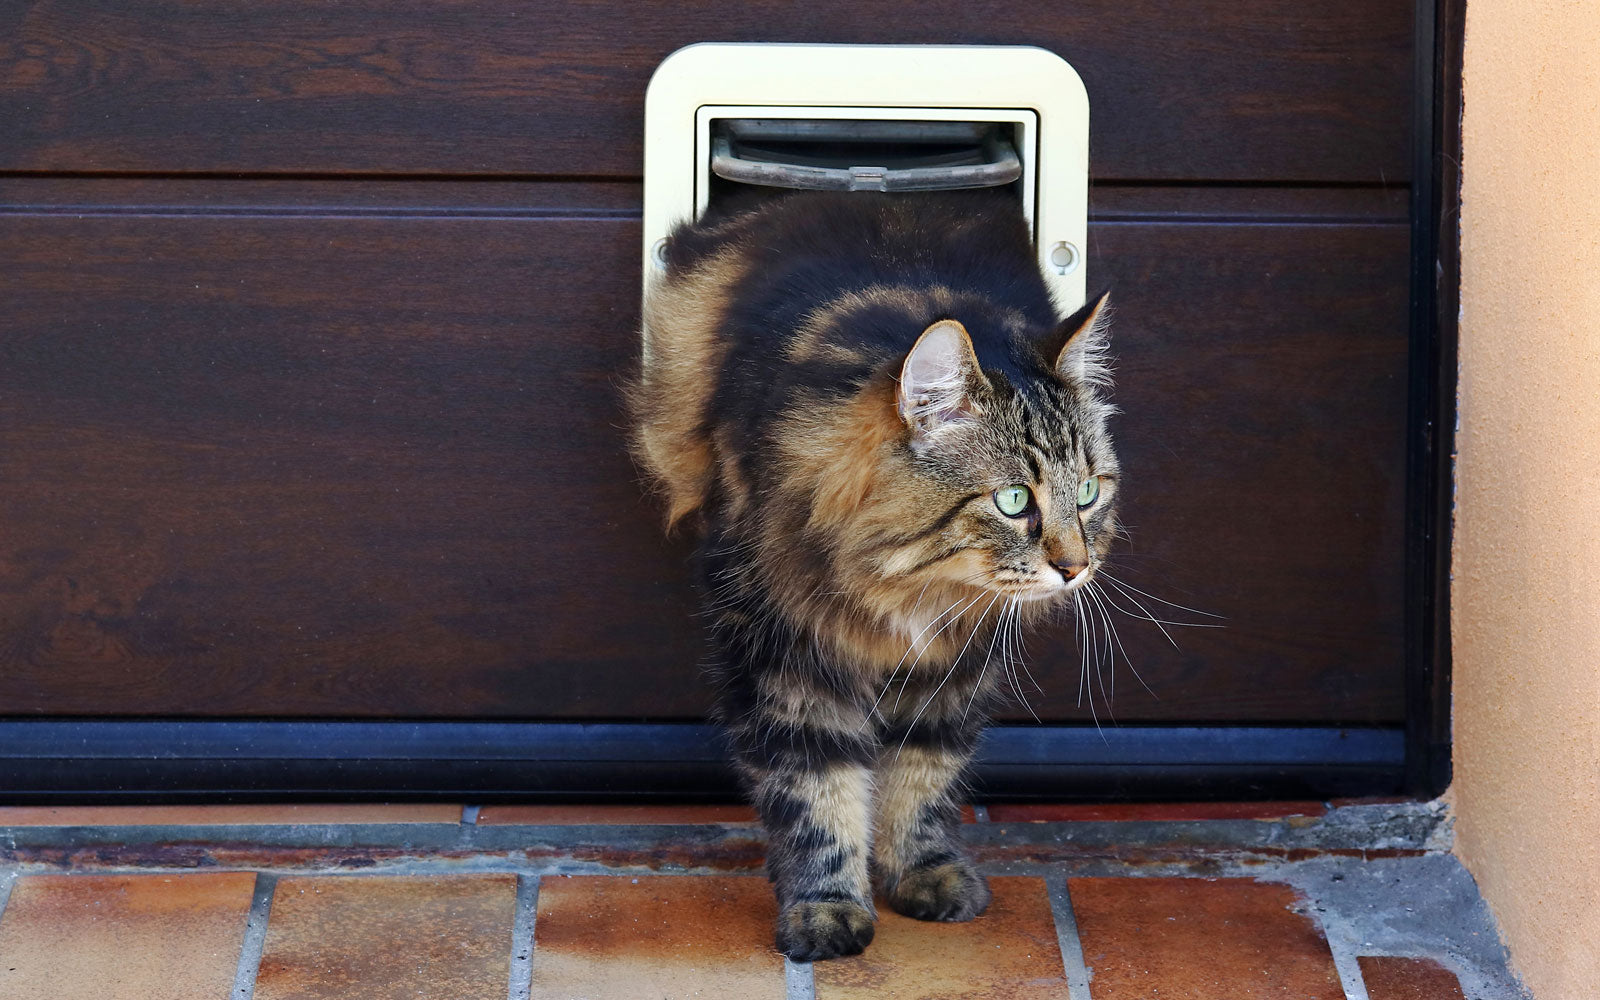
[
  {"left": 0, "top": 200, "right": 1407, "bottom": 722},
  {"left": 0, "top": 1, "right": 1409, "bottom": 183},
  {"left": 0, "top": 212, "right": 703, "bottom": 717},
  {"left": 1063, "top": 220, "right": 1410, "bottom": 724}
]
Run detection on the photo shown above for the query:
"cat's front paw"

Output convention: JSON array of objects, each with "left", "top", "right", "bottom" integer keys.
[
  {"left": 885, "top": 861, "right": 991, "bottom": 922},
  {"left": 776, "top": 900, "right": 876, "bottom": 962}
]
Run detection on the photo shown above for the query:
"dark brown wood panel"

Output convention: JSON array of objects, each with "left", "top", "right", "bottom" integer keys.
[
  {"left": 0, "top": 202, "right": 1407, "bottom": 722},
  {"left": 1090, "top": 185, "right": 1410, "bottom": 224},
  {"left": 0, "top": 177, "right": 646, "bottom": 217},
  {"left": 1066, "top": 220, "right": 1410, "bottom": 724},
  {"left": 0, "top": 211, "right": 704, "bottom": 719},
  {"left": 0, "top": 2, "right": 1410, "bottom": 183}
]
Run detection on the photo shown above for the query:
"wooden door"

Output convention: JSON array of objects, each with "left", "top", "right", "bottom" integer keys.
[{"left": 0, "top": 2, "right": 1445, "bottom": 798}]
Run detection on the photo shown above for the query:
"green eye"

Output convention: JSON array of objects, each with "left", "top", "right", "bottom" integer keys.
[
  {"left": 994, "top": 485, "right": 1031, "bottom": 517},
  {"left": 1076, "top": 476, "right": 1100, "bottom": 508}
]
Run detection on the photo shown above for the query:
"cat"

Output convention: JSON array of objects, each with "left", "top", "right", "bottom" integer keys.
[{"left": 629, "top": 190, "right": 1119, "bottom": 961}]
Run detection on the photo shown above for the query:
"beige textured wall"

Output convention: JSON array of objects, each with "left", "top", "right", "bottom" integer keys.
[{"left": 1453, "top": 0, "right": 1600, "bottom": 996}]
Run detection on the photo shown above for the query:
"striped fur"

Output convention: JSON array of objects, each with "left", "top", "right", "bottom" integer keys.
[{"left": 629, "top": 191, "right": 1120, "bottom": 961}]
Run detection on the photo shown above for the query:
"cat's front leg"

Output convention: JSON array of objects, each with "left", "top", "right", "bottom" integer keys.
[
  {"left": 873, "top": 720, "right": 991, "bottom": 922},
  {"left": 750, "top": 758, "right": 877, "bottom": 961},
  {"left": 709, "top": 586, "right": 880, "bottom": 960},
  {"left": 723, "top": 667, "right": 878, "bottom": 960}
]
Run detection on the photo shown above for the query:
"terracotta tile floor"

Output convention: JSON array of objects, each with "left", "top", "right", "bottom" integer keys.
[{"left": 0, "top": 800, "right": 1527, "bottom": 999}]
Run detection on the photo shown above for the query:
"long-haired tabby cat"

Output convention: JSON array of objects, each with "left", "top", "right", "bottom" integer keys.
[{"left": 630, "top": 190, "right": 1118, "bottom": 961}]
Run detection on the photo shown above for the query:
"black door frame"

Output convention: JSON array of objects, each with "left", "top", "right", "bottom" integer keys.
[{"left": 1403, "top": 0, "right": 1464, "bottom": 797}]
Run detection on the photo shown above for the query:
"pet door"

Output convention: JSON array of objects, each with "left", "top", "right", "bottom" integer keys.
[
  {"left": 708, "top": 118, "right": 1023, "bottom": 193},
  {"left": 642, "top": 43, "right": 1090, "bottom": 308}
]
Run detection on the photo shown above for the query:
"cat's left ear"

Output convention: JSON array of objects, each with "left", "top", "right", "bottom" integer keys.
[
  {"left": 1044, "top": 290, "right": 1113, "bottom": 388},
  {"left": 898, "top": 319, "right": 987, "bottom": 437}
]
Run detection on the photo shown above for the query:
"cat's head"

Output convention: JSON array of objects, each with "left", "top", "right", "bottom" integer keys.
[{"left": 823, "top": 293, "right": 1120, "bottom": 611}]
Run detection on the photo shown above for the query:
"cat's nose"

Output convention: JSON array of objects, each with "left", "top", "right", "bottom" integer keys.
[{"left": 1052, "top": 560, "right": 1088, "bottom": 582}]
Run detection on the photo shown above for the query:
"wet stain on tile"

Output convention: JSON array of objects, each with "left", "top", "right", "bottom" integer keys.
[
  {"left": 814, "top": 876, "right": 1068, "bottom": 999},
  {"left": 1069, "top": 876, "right": 1344, "bottom": 998},
  {"left": 0, "top": 872, "right": 257, "bottom": 1000},
  {"left": 253, "top": 874, "right": 517, "bottom": 1000},
  {"left": 0, "top": 834, "right": 771, "bottom": 874},
  {"left": 1359, "top": 955, "right": 1467, "bottom": 999},
  {"left": 530, "top": 875, "right": 782, "bottom": 1000}
]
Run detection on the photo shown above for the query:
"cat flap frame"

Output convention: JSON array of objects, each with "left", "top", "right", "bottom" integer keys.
[{"left": 642, "top": 43, "right": 1090, "bottom": 313}]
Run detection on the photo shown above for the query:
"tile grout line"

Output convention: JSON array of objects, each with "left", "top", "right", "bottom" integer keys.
[
  {"left": 0, "top": 870, "right": 16, "bottom": 928},
  {"left": 1045, "top": 874, "right": 1094, "bottom": 1000},
  {"left": 507, "top": 874, "right": 539, "bottom": 1000},
  {"left": 232, "top": 873, "right": 278, "bottom": 1000},
  {"left": 785, "top": 956, "right": 816, "bottom": 1000},
  {"left": 1298, "top": 872, "right": 1371, "bottom": 1000},
  {"left": 971, "top": 804, "right": 991, "bottom": 823},
  {"left": 1324, "top": 932, "right": 1373, "bottom": 1000},
  {"left": 463, "top": 805, "right": 483, "bottom": 825}
]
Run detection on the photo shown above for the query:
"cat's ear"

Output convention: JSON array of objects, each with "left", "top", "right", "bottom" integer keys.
[
  {"left": 898, "top": 319, "right": 986, "bottom": 436},
  {"left": 1045, "top": 290, "right": 1113, "bottom": 388}
]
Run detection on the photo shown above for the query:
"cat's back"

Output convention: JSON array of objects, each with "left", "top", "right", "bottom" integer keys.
[
  {"left": 685, "top": 192, "right": 1054, "bottom": 338},
  {"left": 631, "top": 192, "right": 1056, "bottom": 530}
]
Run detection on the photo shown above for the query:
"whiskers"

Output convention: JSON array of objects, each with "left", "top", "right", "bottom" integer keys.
[
  {"left": 995, "top": 596, "right": 1039, "bottom": 722},
  {"left": 880, "top": 587, "right": 1041, "bottom": 758},
  {"left": 864, "top": 566, "right": 1222, "bottom": 753},
  {"left": 1092, "top": 569, "right": 1222, "bottom": 650},
  {"left": 962, "top": 595, "right": 1032, "bottom": 724},
  {"left": 895, "top": 590, "right": 1000, "bottom": 755},
  {"left": 1060, "top": 567, "right": 1224, "bottom": 734},
  {"left": 866, "top": 581, "right": 991, "bottom": 724},
  {"left": 865, "top": 581, "right": 1023, "bottom": 757}
]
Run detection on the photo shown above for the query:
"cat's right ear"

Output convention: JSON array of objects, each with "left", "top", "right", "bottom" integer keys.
[
  {"left": 1045, "top": 290, "right": 1114, "bottom": 388},
  {"left": 898, "top": 319, "right": 986, "bottom": 439}
]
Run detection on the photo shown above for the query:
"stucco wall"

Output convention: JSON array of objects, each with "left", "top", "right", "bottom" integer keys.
[{"left": 1453, "top": 0, "right": 1600, "bottom": 996}]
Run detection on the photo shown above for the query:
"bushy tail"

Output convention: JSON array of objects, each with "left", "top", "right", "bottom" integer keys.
[{"left": 626, "top": 262, "right": 738, "bottom": 532}]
